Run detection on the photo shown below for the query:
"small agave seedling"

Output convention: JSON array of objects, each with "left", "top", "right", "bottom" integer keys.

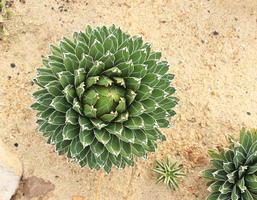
[
  {"left": 203, "top": 129, "right": 257, "bottom": 200},
  {"left": 153, "top": 157, "right": 185, "bottom": 190},
  {"left": 31, "top": 25, "right": 177, "bottom": 173}
]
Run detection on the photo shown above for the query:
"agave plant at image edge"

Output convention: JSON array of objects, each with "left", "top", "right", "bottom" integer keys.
[
  {"left": 203, "top": 129, "right": 257, "bottom": 200},
  {"left": 31, "top": 25, "right": 177, "bottom": 173}
]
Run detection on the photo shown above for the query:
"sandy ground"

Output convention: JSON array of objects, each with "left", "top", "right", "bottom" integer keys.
[{"left": 0, "top": 0, "right": 257, "bottom": 199}]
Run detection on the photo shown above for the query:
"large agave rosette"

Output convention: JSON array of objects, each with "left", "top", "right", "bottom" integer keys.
[{"left": 31, "top": 25, "right": 177, "bottom": 173}]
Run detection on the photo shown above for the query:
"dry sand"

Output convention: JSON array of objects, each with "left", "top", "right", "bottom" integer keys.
[{"left": 0, "top": 0, "right": 257, "bottom": 199}]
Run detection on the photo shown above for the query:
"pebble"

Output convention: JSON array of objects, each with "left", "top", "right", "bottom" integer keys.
[{"left": 0, "top": 140, "right": 22, "bottom": 200}]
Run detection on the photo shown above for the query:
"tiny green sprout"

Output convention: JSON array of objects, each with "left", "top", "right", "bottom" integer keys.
[{"left": 153, "top": 157, "right": 185, "bottom": 190}]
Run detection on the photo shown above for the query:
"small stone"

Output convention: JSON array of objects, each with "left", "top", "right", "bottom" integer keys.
[
  {"left": 212, "top": 31, "right": 219, "bottom": 36},
  {"left": 10, "top": 63, "right": 16, "bottom": 68},
  {"left": 23, "top": 176, "right": 55, "bottom": 198},
  {"left": 0, "top": 140, "right": 23, "bottom": 200},
  {"left": 72, "top": 196, "right": 87, "bottom": 200}
]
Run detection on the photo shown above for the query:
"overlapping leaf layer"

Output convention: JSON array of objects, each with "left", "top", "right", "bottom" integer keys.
[
  {"left": 203, "top": 129, "right": 257, "bottom": 200},
  {"left": 32, "top": 25, "right": 177, "bottom": 173}
]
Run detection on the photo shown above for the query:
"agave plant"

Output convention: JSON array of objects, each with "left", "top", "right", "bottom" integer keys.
[
  {"left": 153, "top": 157, "right": 185, "bottom": 190},
  {"left": 31, "top": 25, "right": 177, "bottom": 173},
  {"left": 203, "top": 129, "right": 257, "bottom": 200}
]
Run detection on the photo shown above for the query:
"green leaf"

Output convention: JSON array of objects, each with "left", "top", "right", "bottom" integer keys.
[
  {"left": 115, "top": 112, "right": 129, "bottom": 123},
  {"left": 133, "top": 129, "right": 147, "bottom": 145},
  {"left": 95, "top": 96, "right": 113, "bottom": 116},
  {"left": 202, "top": 169, "right": 216, "bottom": 180},
  {"left": 237, "top": 177, "right": 247, "bottom": 193},
  {"left": 130, "top": 64, "right": 147, "bottom": 78},
  {"left": 65, "top": 108, "right": 78, "bottom": 125},
  {"left": 124, "top": 116, "right": 144, "bottom": 129},
  {"left": 129, "top": 101, "right": 145, "bottom": 116},
  {"left": 37, "top": 108, "right": 54, "bottom": 120},
  {"left": 56, "top": 140, "right": 71, "bottom": 155},
  {"left": 50, "top": 96, "right": 70, "bottom": 113},
  {"left": 37, "top": 93, "right": 53, "bottom": 107},
  {"left": 113, "top": 77, "right": 125, "bottom": 88},
  {"left": 62, "top": 123, "right": 79, "bottom": 140},
  {"left": 31, "top": 102, "right": 48, "bottom": 112},
  {"left": 49, "top": 61, "right": 65, "bottom": 74},
  {"left": 116, "top": 60, "right": 133, "bottom": 76},
  {"left": 72, "top": 98, "right": 82, "bottom": 114},
  {"left": 242, "top": 189, "right": 254, "bottom": 200},
  {"left": 79, "top": 129, "right": 94, "bottom": 147},
  {"left": 94, "top": 129, "right": 111, "bottom": 145},
  {"left": 155, "top": 61, "right": 169, "bottom": 75},
  {"left": 86, "top": 152, "right": 97, "bottom": 169},
  {"left": 120, "top": 141, "right": 132, "bottom": 158},
  {"left": 125, "top": 89, "right": 136, "bottom": 105},
  {"left": 116, "top": 97, "right": 126, "bottom": 113},
  {"left": 97, "top": 76, "right": 113, "bottom": 87},
  {"left": 64, "top": 54, "right": 76, "bottom": 73},
  {"left": 75, "top": 42, "right": 89, "bottom": 59},
  {"left": 131, "top": 144, "right": 145, "bottom": 157},
  {"left": 79, "top": 54, "right": 93, "bottom": 70},
  {"left": 103, "top": 34, "right": 118, "bottom": 53},
  {"left": 125, "top": 77, "right": 141, "bottom": 91},
  {"left": 36, "top": 74, "right": 57, "bottom": 87},
  {"left": 148, "top": 51, "right": 161, "bottom": 60},
  {"left": 90, "top": 119, "right": 108, "bottom": 129},
  {"left": 50, "top": 44, "right": 62, "bottom": 57},
  {"left": 83, "top": 104, "right": 97, "bottom": 118},
  {"left": 48, "top": 111, "right": 65, "bottom": 125},
  {"left": 219, "top": 181, "right": 232, "bottom": 194},
  {"left": 49, "top": 127, "right": 63, "bottom": 144},
  {"left": 87, "top": 61, "right": 105, "bottom": 77},
  {"left": 45, "top": 81, "right": 63, "bottom": 96},
  {"left": 120, "top": 128, "right": 135, "bottom": 143},
  {"left": 141, "top": 99, "right": 157, "bottom": 113},
  {"left": 99, "top": 51, "right": 115, "bottom": 69},
  {"left": 130, "top": 49, "right": 147, "bottom": 64},
  {"left": 105, "top": 135, "right": 121, "bottom": 156},
  {"left": 223, "top": 162, "right": 235, "bottom": 173},
  {"left": 86, "top": 76, "right": 99, "bottom": 88},
  {"left": 57, "top": 71, "right": 74, "bottom": 88},
  {"left": 151, "top": 88, "right": 167, "bottom": 103},
  {"left": 136, "top": 84, "right": 153, "bottom": 101},
  {"left": 60, "top": 37, "right": 76, "bottom": 53},
  {"left": 114, "top": 47, "right": 129, "bottom": 64},
  {"left": 105, "top": 123, "right": 123, "bottom": 136},
  {"left": 75, "top": 82, "right": 85, "bottom": 100},
  {"left": 74, "top": 68, "right": 86, "bottom": 87},
  {"left": 89, "top": 40, "right": 104, "bottom": 60},
  {"left": 79, "top": 117, "right": 93, "bottom": 130},
  {"left": 100, "top": 112, "right": 118, "bottom": 122},
  {"left": 63, "top": 85, "right": 76, "bottom": 104},
  {"left": 248, "top": 165, "right": 257, "bottom": 175},
  {"left": 141, "top": 73, "right": 160, "bottom": 87},
  {"left": 233, "top": 150, "right": 245, "bottom": 168},
  {"left": 91, "top": 139, "right": 105, "bottom": 157},
  {"left": 33, "top": 89, "right": 48, "bottom": 99},
  {"left": 69, "top": 137, "right": 84, "bottom": 157},
  {"left": 83, "top": 89, "right": 99, "bottom": 106},
  {"left": 140, "top": 113, "right": 158, "bottom": 129},
  {"left": 103, "top": 67, "right": 122, "bottom": 77},
  {"left": 245, "top": 174, "right": 257, "bottom": 192}
]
